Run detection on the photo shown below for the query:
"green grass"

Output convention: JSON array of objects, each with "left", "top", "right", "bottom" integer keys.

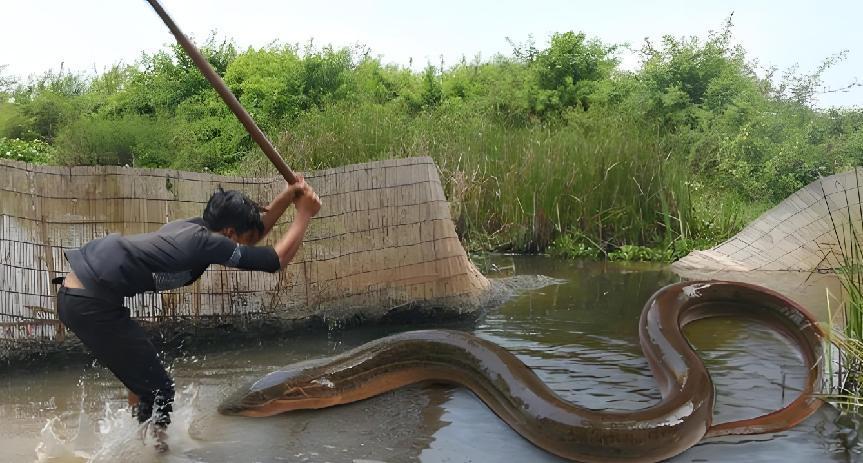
[
  {"left": 239, "top": 102, "right": 703, "bottom": 256},
  {"left": 821, "top": 169, "right": 863, "bottom": 414},
  {"left": 4, "top": 25, "right": 857, "bottom": 260}
]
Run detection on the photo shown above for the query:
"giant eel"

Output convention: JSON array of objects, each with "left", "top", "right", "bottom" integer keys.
[{"left": 219, "top": 281, "right": 824, "bottom": 462}]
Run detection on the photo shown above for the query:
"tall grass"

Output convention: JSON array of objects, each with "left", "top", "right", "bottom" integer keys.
[
  {"left": 821, "top": 168, "right": 863, "bottom": 412},
  {"left": 241, "top": 101, "right": 696, "bottom": 253},
  {"left": 53, "top": 115, "right": 174, "bottom": 167}
]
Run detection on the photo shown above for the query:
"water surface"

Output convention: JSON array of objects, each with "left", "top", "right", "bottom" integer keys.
[{"left": 0, "top": 256, "right": 855, "bottom": 462}]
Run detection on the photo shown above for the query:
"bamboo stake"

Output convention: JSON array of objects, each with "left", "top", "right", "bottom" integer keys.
[{"left": 143, "top": 0, "right": 298, "bottom": 184}]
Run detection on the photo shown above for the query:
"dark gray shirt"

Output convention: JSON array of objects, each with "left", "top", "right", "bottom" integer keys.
[{"left": 65, "top": 217, "right": 280, "bottom": 297}]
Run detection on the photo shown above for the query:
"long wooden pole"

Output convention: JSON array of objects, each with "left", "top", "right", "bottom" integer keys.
[{"left": 143, "top": 0, "right": 297, "bottom": 184}]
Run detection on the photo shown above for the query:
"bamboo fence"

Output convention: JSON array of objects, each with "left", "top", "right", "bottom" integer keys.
[
  {"left": 0, "top": 157, "right": 489, "bottom": 360},
  {"left": 675, "top": 168, "right": 863, "bottom": 273}
]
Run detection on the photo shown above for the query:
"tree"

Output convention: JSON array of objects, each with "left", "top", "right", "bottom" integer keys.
[
  {"left": 529, "top": 32, "right": 618, "bottom": 112},
  {"left": 0, "top": 65, "right": 14, "bottom": 94}
]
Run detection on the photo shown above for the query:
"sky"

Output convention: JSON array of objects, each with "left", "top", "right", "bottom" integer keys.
[{"left": 1, "top": 0, "right": 861, "bottom": 108}]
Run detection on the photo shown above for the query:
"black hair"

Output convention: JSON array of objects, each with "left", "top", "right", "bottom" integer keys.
[{"left": 202, "top": 187, "right": 265, "bottom": 235}]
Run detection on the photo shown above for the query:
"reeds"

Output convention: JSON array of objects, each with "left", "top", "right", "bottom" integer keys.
[
  {"left": 263, "top": 101, "right": 698, "bottom": 253},
  {"left": 821, "top": 168, "right": 863, "bottom": 412}
]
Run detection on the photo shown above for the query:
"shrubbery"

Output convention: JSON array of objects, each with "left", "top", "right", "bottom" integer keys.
[
  {"left": 0, "top": 137, "right": 55, "bottom": 163},
  {"left": 1, "top": 20, "right": 860, "bottom": 257}
]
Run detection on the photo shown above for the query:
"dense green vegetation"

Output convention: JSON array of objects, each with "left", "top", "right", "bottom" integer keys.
[{"left": 2, "top": 19, "right": 862, "bottom": 256}]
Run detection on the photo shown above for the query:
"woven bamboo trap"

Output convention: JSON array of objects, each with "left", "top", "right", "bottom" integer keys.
[{"left": 0, "top": 157, "right": 490, "bottom": 361}]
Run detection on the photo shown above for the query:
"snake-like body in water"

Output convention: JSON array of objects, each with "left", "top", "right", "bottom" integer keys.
[{"left": 219, "top": 281, "right": 824, "bottom": 462}]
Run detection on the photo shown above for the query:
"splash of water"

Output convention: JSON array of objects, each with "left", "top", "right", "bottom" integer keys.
[{"left": 35, "top": 385, "right": 202, "bottom": 463}]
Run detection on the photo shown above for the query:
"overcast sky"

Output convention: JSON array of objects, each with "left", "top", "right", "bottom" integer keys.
[{"left": 1, "top": 0, "right": 860, "bottom": 107}]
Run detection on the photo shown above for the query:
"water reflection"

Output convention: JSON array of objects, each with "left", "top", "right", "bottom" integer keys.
[
  {"left": 0, "top": 256, "right": 856, "bottom": 462},
  {"left": 672, "top": 266, "right": 842, "bottom": 321}
]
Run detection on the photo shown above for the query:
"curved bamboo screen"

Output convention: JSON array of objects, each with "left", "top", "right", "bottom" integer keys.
[
  {"left": 675, "top": 168, "right": 863, "bottom": 273},
  {"left": 0, "top": 157, "right": 489, "bottom": 361}
]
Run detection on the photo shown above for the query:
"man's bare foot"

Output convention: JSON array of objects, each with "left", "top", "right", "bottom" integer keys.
[
  {"left": 152, "top": 424, "right": 170, "bottom": 454},
  {"left": 154, "top": 440, "right": 170, "bottom": 454}
]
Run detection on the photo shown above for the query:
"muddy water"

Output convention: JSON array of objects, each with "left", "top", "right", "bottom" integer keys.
[{"left": 0, "top": 256, "right": 856, "bottom": 462}]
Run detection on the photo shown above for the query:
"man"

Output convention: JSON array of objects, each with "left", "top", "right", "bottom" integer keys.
[{"left": 55, "top": 175, "right": 321, "bottom": 452}]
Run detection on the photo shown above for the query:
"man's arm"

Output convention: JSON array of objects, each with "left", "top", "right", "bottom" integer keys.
[
  {"left": 257, "top": 175, "right": 307, "bottom": 243},
  {"left": 208, "top": 180, "right": 319, "bottom": 271},
  {"left": 273, "top": 183, "right": 321, "bottom": 268}
]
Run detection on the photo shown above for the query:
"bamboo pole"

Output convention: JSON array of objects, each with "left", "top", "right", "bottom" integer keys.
[{"left": 143, "top": 0, "right": 298, "bottom": 184}]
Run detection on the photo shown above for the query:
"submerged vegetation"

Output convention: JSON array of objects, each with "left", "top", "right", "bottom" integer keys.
[{"left": 1, "top": 17, "right": 862, "bottom": 256}]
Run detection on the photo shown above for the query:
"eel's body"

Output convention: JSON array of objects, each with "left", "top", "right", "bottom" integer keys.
[{"left": 218, "top": 281, "right": 824, "bottom": 462}]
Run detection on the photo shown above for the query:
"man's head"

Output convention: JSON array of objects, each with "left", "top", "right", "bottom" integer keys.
[{"left": 203, "top": 187, "right": 265, "bottom": 245}]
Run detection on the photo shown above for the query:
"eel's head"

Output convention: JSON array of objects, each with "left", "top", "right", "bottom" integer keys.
[{"left": 218, "top": 357, "right": 342, "bottom": 416}]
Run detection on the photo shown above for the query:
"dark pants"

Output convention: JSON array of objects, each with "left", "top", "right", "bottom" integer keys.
[{"left": 56, "top": 286, "right": 174, "bottom": 426}]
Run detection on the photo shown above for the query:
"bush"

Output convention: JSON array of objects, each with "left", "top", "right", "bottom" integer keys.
[
  {"left": 0, "top": 137, "right": 56, "bottom": 164},
  {"left": 53, "top": 115, "right": 172, "bottom": 167},
  {"left": 0, "top": 23, "right": 861, "bottom": 257}
]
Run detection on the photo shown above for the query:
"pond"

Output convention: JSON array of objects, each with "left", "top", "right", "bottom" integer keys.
[{"left": 0, "top": 256, "right": 855, "bottom": 462}]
